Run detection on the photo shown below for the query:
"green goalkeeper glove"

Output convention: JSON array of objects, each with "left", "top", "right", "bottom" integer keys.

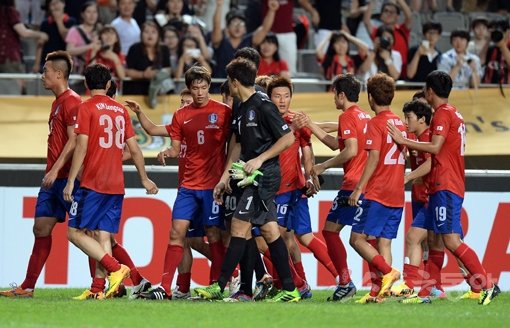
[{"left": 237, "top": 169, "right": 263, "bottom": 188}]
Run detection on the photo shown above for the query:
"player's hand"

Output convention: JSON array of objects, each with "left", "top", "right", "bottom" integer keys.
[
  {"left": 244, "top": 158, "right": 263, "bottom": 175},
  {"left": 229, "top": 161, "right": 247, "bottom": 180},
  {"left": 125, "top": 99, "right": 142, "bottom": 114},
  {"left": 237, "top": 170, "right": 263, "bottom": 188},
  {"left": 348, "top": 189, "right": 362, "bottom": 207},
  {"left": 157, "top": 148, "right": 178, "bottom": 165},
  {"left": 42, "top": 169, "right": 58, "bottom": 189},
  {"left": 387, "top": 121, "right": 406, "bottom": 144},
  {"left": 268, "top": 0, "right": 279, "bottom": 12},
  {"left": 312, "top": 163, "right": 326, "bottom": 177},
  {"left": 142, "top": 178, "right": 158, "bottom": 195},
  {"left": 305, "top": 178, "right": 317, "bottom": 197},
  {"left": 63, "top": 182, "right": 74, "bottom": 202},
  {"left": 213, "top": 181, "right": 226, "bottom": 204},
  {"left": 292, "top": 111, "right": 310, "bottom": 130}
]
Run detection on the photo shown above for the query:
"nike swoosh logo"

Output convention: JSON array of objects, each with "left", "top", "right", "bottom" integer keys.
[
  {"left": 184, "top": 119, "right": 192, "bottom": 124},
  {"left": 437, "top": 223, "right": 445, "bottom": 227},
  {"left": 225, "top": 212, "right": 234, "bottom": 217},
  {"left": 188, "top": 228, "right": 195, "bottom": 232},
  {"left": 209, "top": 216, "right": 218, "bottom": 220},
  {"left": 239, "top": 210, "right": 249, "bottom": 214}
]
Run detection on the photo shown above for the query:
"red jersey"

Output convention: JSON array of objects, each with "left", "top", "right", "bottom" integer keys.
[
  {"left": 169, "top": 99, "right": 231, "bottom": 190},
  {"left": 364, "top": 110, "right": 407, "bottom": 207},
  {"left": 75, "top": 95, "right": 135, "bottom": 194},
  {"left": 257, "top": 59, "right": 289, "bottom": 77},
  {"left": 277, "top": 113, "right": 312, "bottom": 194},
  {"left": 429, "top": 104, "right": 466, "bottom": 197},
  {"left": 338, "top": 105, "right": 371, "bottom": 191},
  {"left": 46, "top": 89, "right": 82, "bottom": 178},
  {"left": 409, "top": 129, "right": 431, "bottom": 203}
]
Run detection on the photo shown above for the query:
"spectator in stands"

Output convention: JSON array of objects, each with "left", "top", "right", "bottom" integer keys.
[
  {"left": 65, "top": 1, "right": 101, "bottom": 77},
  {"left": 132, "top": 0, "right": 157, "bottom": 27},
  {"left": 0, "top": 0, "right": 48, "bottom": 74},
  {"left": 298, "top": 0, "right": 346, "bottom": 50},
  {"left": 316, "top": 30, "right": 369, "bottom": 81},
  {"left": 97, "top": 0, "right": 117, "bottom": 25},
  {"left": 256, "top": 33, "right": 290, "bottom": 79},
  {"left": 468, "top": 17, "right": 490, "bottom": 66},
  {"left": 358, "top": 25, "right": 402, "bottom": 81},
  {"left": 438, "top": 29, "right": 482, "bottom": 89},
  {"left": 124, "top": 21, "right": 171, "bottom": 95},
  {"left": 34, "top": 0, "right": 77, "bottom": 73},
  {"left": 86, "top": 25, "right": 126, "bottom": 80},
  {"left": 407, "top": 21, "right": 442, "bottom": 82},
  {"left": 262, "top": 0, "right": 296, "bottom": 75},
  {"left": 162, "top": 25, "right": 180, "bottom": 73},
  {"left": 210, "top": 0, "right": 278, "bottom": 92},
  {"left": 409, "top": 0, "right": 455, "bottom": 12},
  {"left": 111, "top": 0, "right": 141, "bottom": 55},
  {"left": 154, "top": 0, "right": 196, "bottom": 34},
  {"left": 363, "top": 0, "right": 412, "bottom": 79},
  {"left": 174, "top": 35, "right": 212, "bottom": 79},
  {"left": 483, "top": 19, "right": 510, "bottom": 84}
]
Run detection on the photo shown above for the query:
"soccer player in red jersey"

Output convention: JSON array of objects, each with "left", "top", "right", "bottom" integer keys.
[
  {"left": 195, "top": 58, "right": 300, "bottom": 302},
  {"left": 140, "top": 66, "right": 231, "bottom": 300},
  {"left": 348, "top": 73, "right": 407, "bottom": 302},
  {"left": 63, "top": 64, "right": 158, "bottom": 300},
  {"left": 389, "top": 100, "right": 436, "bottom": 300},
  {"left": 126, "top": 89, "right": 211, "bottom": 300},
  {"left": 267, "top": 76, "right": 338, "bottom": 299},
  {"left": 0, "top": 51, "right": 81, "bottom": 298},
  {"left": 388, "top": 70, "right": 500, "bottom": 305},
  {"left": 295, "top": 73, "right": 371, "bottom": 301}
]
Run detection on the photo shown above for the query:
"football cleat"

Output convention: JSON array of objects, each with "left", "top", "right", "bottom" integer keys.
[
  {"left": 223, "top": 291, "right": 253, "bottom": 302},
  {"left": 479, "top": 284, "right": 501, "bottom": 306},
  {"left": 129, "top": 278, "right": 152, "bottom": 300},
  {"left": 266, "top": 288, "right": 301, "bottom": 303},
  {"left": 72, "top": 289, "right": 105, "bottom": 300},
  {"left": 112, "top": 283, "right": 127, "bottom": 298},
  {"left": 105, "top": 264, "right": 130, "bottom": 299},
  {"left": 194, "top": 282, "right": 224, "bottom": 300},
  {"left": 298, "top": 281, "right": 312, "bottom": 299},
  {"left": 400, "top": 295, "right": 432, "bottom": 304},
  {"left": 172, "top": 286, "right": 191, "bottom": 300},
  {"left": 0, "top": 283, "right": 33, "bottom": 298},
  {"left": 460, "top": 290, "right": 481, "bottom": 300},
  {"left": 430, "top": 286, "right": 447, "bottom": 299},
  {"left": 391, "top": 282, "right": 414, "bottom": 297},
  {"left": 355, "top": 292, "right": 383, "bottom": 304},
  {"left": 266, "top": 287, "right": 281, "bottom": 300},
  {"left": 328, "top": 281, "right": 357, "bottom": 302},
  {"left": 253, "top": 274, "right": 273, "bottom": 301},
  {"left": 139, "top": 286, "right": 171, "bottom": 300},
  {"left": 228, "top": 273, "right": 241, "bottom": 296},
  {"left": 378, "top": 268, "right": 400, "bottom": 297}
]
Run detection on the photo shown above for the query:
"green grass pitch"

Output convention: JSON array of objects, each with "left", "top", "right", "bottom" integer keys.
[{"left": 1, "top": 289, "right": 509, "bottom": 328}]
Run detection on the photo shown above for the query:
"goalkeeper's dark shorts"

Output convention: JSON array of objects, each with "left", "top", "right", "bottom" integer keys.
[{"left": 233, "top": 186, "right": 277, "bottom": 226}]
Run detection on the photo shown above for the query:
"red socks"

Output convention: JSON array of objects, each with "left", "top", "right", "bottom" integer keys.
[
  {"left": 371, "top": 255, "right": 392, "bottom": 275},
  {"left": 293, "top": 261, "right": 307, "bottom": 282},
  {"left": 21, "top": 236, "right": 52, "bottom": 290},
  {"left": 367, "top": 239, "right": 381, "bottom": 297},
  {"left": 307, "top": 236, "right": 338, "bottom": 280},
  {"left": 176, "top": 272, "right": 191, "bottom": 293},
  {"left": 454, "top": 243, "right": 491, "bottom": 289},
  {"left": 209, "top": 240, "right": 225, "bottom": 284},
  {"left": 161, "top": 245, "right": 184, "bottom": 294},
  {"left": 428, "top": 249, "right": 445, "bottom": 291},
  {"left": 99, "top": 254, "right": 121, "bottom": 273},
  {"left": 403, "top": 263, "right": 420, "bottom": 289},
  {"left": 90, "top": 278, "right": 106, "bottom": 293},
  {"left": 322, "top": 230, "right": 350, "bottom": 284},
  {"left": 112, "top": 243, "right": 142, "bottom": 285}
]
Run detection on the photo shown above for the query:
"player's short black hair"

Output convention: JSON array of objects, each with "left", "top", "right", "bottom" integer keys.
[
  {"left": 45, "top": 50, "right": 73, "bottom": 79},
  {"left": 425, "top": 70, "right": 452, "bottom": 99},
  {"left": 226, "top": 58, "right": 257, "bottom": 87},
  {"left": 412, "top": 90, "right": 425, "bottom": 100},
  {"left": 332, "top": 74, "right": 360, "bottom": 102},
  {"left": 220, "top": 80, "right": 230, "bottom": 96},
  {"left": 84, "top": 64, "right": 111, "bottom": 90},
  {"left": 106, "top": 79, "right": 117, "bottom": 97},
  {"left": 234, "top": 47, "right": 261, "bottom": 69},
  {"left": 267, "top": 76, "right": 293, "bottom": 98},
  {"left": 403, "top": 99, "right": 433, "bottom": 125},
  {"left": 184, "top": 65, "right": 211, "bottom": 88}
]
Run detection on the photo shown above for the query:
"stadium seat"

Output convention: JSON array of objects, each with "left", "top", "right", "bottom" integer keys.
[
  {"left": 297, "top": 49, "right": 321, "bottom": 75},
  {"left": 433, "top": 11, "right": 467, "bottom": 32},
  {"left": 436, "top": 33, "right": 452, "bottom": 53}
]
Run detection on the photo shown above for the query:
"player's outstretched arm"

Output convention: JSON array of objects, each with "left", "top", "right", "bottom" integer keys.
[
  {"left": 63, "top": 134, "right": 88, "bottom": 202},
  {"left": 405, "top": 157, "right": 431, "bottom": 184},
  {"left": 126, "top": 137, "right": 158, "bottom": 195},
  {"left": 293, "top": 112, "right": 338, "bottom": 150},
  {"left": 125, "top": 100, "right": 169, "bottom": 136},
  {"left": 157, "top": 139, "right": 181, "bottom": 166},
  {"left": 387, "top": 121, "right": 445, "bottom": 154},
  {"left": 245, "top": 132, "right": 294, "bottom": 174}
]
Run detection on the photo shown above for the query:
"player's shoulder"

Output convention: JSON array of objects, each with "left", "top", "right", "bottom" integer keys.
[{"left": 208, "top": 98, "right": 232, "bottom": 113}]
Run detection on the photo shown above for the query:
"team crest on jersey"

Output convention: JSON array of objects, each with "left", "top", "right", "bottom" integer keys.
[
  {"left": 206, "top": 112, "right": 220, "bottom": 129},
  {"left": 247, "top": 109, "right": 258, "bottom": 127}
]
